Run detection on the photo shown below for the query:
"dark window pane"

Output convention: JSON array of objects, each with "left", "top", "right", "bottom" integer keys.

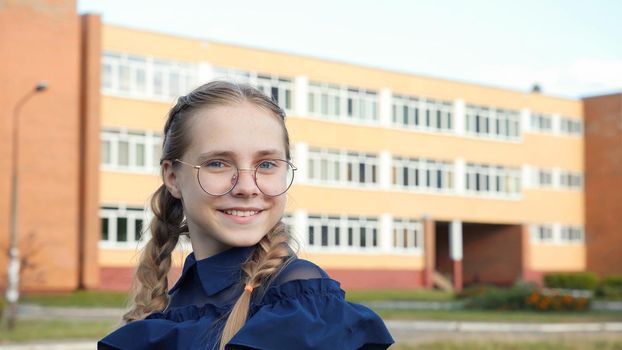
[
  {"left": 117, "top": 217, "right": 127, "bottom": 242},
  {"left": 372, "top": 228, "right": 378, "bottom": 246},
  {"left": 359, "top": 163, "right": 365, "bottom": 183},
  {"left": 437, "top": 170, "right": 442, "bottom": 188},
  {"left": 348, "top": 228, "right": 353, "bottom": 246},
  {"left": 372, "top": 165, "right": 377, "bottom": 183},
  {"left": 135, "top": 219, "right": 143, "bottom": 241},
  {"left": 335, "top": 227, "right": 340, "bottom": 246},
  {"left": 309, "top": 226, "right": 314, "bottom": 245},
  {"left": 321, "top": 225, "right": 328, "bottom": 246},
  {"left": 360, "top": 228, "right": 367, "bottom": 247},
  {"left": 403, "top": 105, "right": 408, "bottom": 124},
  {"left": 347, "top": 98, "right": 353, "bottom": 116},
  {"left": 271, "top": 87, "right": 279, "bottom": 103},
  {"left": 414, "top": 109, "right": 419, "bottom": 125},
  {"left": 403, "top": 167, "right": 409, "bottom": 186},
  {"left": 101, "top": 218, "right": 109, "bottom": 240}
]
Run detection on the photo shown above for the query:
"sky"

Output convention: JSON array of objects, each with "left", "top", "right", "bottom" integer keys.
[{"left": 77, "top": 0, "right": 622, "bottom": 99}]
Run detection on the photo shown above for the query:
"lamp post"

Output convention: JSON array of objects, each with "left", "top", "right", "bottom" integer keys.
[{"left": 5, "top": 82, "right": 48, "bottom": 330}]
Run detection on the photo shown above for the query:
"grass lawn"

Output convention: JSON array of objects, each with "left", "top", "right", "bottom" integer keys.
[
  {"left": 378, "top": 309, "right": 622, "bottom": 322},
  {"left": 21, "top": 290, "right": 128, "bottom": 308},
  {"left": 392, "top": 339, "right": 622, "bottom": 350},
  {"left": 346, "top": 289, "right": 454, "bottom": 303},
  {"left": 0, "top": 319, "right": 117, "bottom": 343}
]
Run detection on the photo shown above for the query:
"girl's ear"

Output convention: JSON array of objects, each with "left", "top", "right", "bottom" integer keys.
[{"left": 162, "top": 160, "right": 183, "bottom": 199}]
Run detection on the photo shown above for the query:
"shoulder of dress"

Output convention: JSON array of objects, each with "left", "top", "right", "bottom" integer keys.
[{"left": 274, "top": 257, "right": 329, "bottom": 284}]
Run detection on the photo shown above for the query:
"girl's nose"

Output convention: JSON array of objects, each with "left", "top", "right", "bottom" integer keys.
[{"left": 231, "top": 169, "right": 259, "bottom": 197}]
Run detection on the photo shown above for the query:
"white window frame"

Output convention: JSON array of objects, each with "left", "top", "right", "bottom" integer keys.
[
  {"left": 465, "top": 163, "right": 522, "bottom": 198},
  {"left": 306, "top": 215, "right": 380, "bottom": 252},
  {"left": 101, "top": 129, "right": 162, "bottom": 174},
  {"left": 392, "top": 218, "right": 423, "bottom": 253},
  {"left": 465, "top": 104, "right": 521, "bottom": 141},
  {"left": 307, "top": 81, "right": 378, "bottom": 124},
  {"left": 213, "top": 67, "right": 294, "bottom": 112},
  {"left": 102, "top": 51, "right": 198, "bottom": 102},
  {"left": 392, "top": 94, "right": 453, "bottom": 133},
  {"left": 99, "top": 205, "right": 149, "bottom": 247},
  {"left": 307, "top": 148, "right": 379, "bottom": 188},
  {"left": 392, "top": 157, "right": 454, "bottom": 193}
]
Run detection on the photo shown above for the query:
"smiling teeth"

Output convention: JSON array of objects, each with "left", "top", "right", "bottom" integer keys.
[{"left": 224, "top": 210, "right": 259, "bottom": 217}]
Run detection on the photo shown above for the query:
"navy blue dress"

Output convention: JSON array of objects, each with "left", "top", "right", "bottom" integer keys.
[{"left": 98, "top": 246, "right": 394, "bottom": 349}]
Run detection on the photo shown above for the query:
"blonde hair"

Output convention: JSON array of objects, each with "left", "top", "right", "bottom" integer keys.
[{"left": 122, "top": 81, "right": 292, "bottom": 349}]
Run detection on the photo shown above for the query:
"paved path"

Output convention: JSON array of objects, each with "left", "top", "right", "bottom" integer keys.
[{"left": 4, "top": 304, "right": 621, "bottom": 349}]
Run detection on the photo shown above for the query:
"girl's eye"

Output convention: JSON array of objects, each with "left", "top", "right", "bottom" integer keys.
[
  {"left": 205, "top": 160, "right": 228, "bottom": 168},
  {"left": 258, "top": 160, "right": 277, "bottom": 169}
]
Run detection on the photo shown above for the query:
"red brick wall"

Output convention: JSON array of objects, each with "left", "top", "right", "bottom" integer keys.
[
  {"left": 0, "top": 0, "right": 84, "bottom": 292},
  {"left": 462, "top": 224, "right": 523, "bottom": 286},
  {"left": 98, "top": 266, "right": 424, "bottom": 291},
  {"left": 584, "top": 93, "right": 622, "bottom": 277}
]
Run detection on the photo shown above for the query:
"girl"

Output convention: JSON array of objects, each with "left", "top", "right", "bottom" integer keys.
[{"left": 98, "top": 81, "right": 394, "bottom": 349}]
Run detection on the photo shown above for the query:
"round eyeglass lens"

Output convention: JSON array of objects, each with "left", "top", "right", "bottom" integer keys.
[{"left": 254, "top": 159, "right": 295, "bottom": 196}]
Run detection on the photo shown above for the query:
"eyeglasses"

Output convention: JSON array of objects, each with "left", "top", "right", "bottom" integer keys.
[{"left": 173, "top": 158, "right": 297, "bottom": 197}]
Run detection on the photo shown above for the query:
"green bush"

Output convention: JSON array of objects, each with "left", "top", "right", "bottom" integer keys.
[
  {"left": 597, "top": 275, "right": 622, "bottom": 300},
  {"left": 464, "top": 283, "right": 535, "bottom": 311},
  {"left": 543, "top": 272, "right": 599, "bottom": 291}
]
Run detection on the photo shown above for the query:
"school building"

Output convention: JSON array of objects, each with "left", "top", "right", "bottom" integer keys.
[{"left": 1, "top": 1, "right": 621, "bottom": 293}]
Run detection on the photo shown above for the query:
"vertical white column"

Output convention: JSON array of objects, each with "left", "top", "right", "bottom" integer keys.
[
  {"left": 522, "top": 164, "right": 533, "bottom": 189},
  {"left": 449, "top": 220, "right": 463, "bottom": 261},
  {"left": 551, "top": 113, "right": 561, "bottom": 135},
  {"left": 454, "top": 99, "right": 465, "bottom": 135},
  {"left": 454, "top": 158, "right": 465, "bottom": 195},
  {"left": 552, "top": 222, "right": 562, "bottom": 244},
  {"left": 521, "top": 108, "right": 531, "bottom": 133},
  {"left": 379, "top": 150, "right": 392, "bottom": 190},
  {"left": 552, "top": 167, "right": 561, "bottom": 190},
  {"left": 294, "top": 209, "right": 308, "bottom": 251},
  {"left": 294, "top": 142, "right": 309, "bottom": 184},
  {"left": 379, "top": 88, "right": 393, "bottom": 128},
  {"left": 294, "top": 75, "right": 309, "bottom": 117},
  {"left": 380, "top": 213, "right": 393, "bottom": 253},
  {"left": 198, "top": 62, "right": 214, "bottom": 83}
]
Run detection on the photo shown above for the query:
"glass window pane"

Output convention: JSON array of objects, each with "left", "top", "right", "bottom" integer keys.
[
  {"left": 101, "top": 140, "right": 111, "bottom": 164},
  {"left": 135, "top": 143, "right": 145, "bottom": 167},
  {"left": 101, "top": 217, "right": 109, "bottom": 241},
  {"left": 117, "top": 217, "right": 127, "bottom": 242},
  {"left": 135, "top": 219, "right": 143, "bottom": 241},
  {"left": 118, "top": 141, "right": 129, "bottom": 166}
]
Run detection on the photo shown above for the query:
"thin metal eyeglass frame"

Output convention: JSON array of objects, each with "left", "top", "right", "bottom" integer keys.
[{"left": 173, "top": 158, "right": 297, "bottom": 197}]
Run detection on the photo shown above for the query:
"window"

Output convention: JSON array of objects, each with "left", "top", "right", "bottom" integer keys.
[
  {"left": 102, "top": 51, "right": 197, "bottom": 101},
  {"left": 392, "top": 157, "right": 453, "bottom": 192},
  {"left": 308, "top": 148, "right": 378, "bottom": 187},
  {"left": 307, "top": 215, "right": 379, "bottom": 251},
  {"left": 560, "top": 117, "right": 583, "bottom": 136},
  {"left": 393, "top": 218, "right": 423, "bottom": 252},
  {"left": 559, "top": 171, "right": 583, "bottom": 190},
  {"left": 561, "top": 226, "right": 584, "bottom": 243},
  {"left": 392, "top": 95, "right": 453, "bottom": 132},
  {"left": 213, "top": 68, "right": 293, "bottom": 111},
  {"left": 100, "top": 205, "right": 147, "bottom": 245},
  {"left": 308, "top": 82, "right": 378, "bottom": 123},
  {"left": 536, "top": 169, "right": 554, "bottom": 188},
  {"left": 101, "top": 129, "right": 163, "bottom": 173},
  {"left": 531, "top": 224, "right": 554, "bottom": 243},
  {"left": 530, "top": 113, "right": 553, "bottom": 133},
  {"left": 465, "top": 104, "right": 521, "bottom": 140},
  {"left": 465, "top": 163, "right": 521, "bottom": 197}
]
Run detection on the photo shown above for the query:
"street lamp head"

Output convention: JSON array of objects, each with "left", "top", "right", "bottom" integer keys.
[{"left": 35, "top": 81, "right": 48, "bottom": 92}]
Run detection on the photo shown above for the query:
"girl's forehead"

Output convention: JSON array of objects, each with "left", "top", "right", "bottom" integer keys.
[{"left": 187, "top": 103, "right": 287, "bottom": 159}]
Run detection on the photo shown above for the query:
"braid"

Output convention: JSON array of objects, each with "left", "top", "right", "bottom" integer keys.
[
  {"left": 122, "top": 184, "right": 186, "bottom": 323},
  {"left": 218, "top": 222, "right": 290, "bottom": 349}
]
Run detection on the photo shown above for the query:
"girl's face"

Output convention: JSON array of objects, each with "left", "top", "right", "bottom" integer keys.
[{"left": 163, "top": 102, "right": 288, "bottom": 258}]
